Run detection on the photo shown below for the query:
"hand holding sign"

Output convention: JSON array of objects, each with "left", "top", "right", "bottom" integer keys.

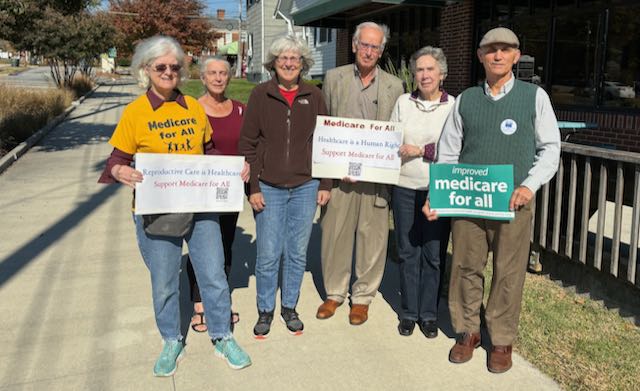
[
  {"left": 112, "top": 164, "right": 143, "bottom": 189},
  {"left": 134, "top": 153, "right": 245, "bottom": 214},
  {"left": 241, "top": 161, "right": 250, "bottom": 183},
  {"left": 399, "top": 144, "right": 422, "bottom": 158},
  {"left": 429, "top": 163, "right": 515, "bottom": 220},
  {"left": 312, "top": 115, "right": 402, "bottom": 185}
]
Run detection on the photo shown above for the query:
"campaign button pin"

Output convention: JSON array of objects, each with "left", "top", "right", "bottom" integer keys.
[{"left": 500, "top": 119, "right": 517, "bottom": 135}]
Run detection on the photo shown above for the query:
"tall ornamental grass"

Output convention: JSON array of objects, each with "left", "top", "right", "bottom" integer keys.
[{"left": 0, "top": 85, "right": 73, "bottom": 156}]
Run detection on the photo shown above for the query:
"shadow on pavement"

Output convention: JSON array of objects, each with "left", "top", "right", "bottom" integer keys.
[
  {"left": 179, "top": 225, "right": 257, "bottom": 340},
  {"left": 33, "top": 83, "right": 136, "bottom": 153},
  {"left": 0, "top": 184, "right": 119, "bottom": 288},
  {"left": 305, "top": 222, "right": 325, "bottom": 301},
  {"left": 228, "top": 226, "right": 257, "bottom": 292},
  {"left": 34, "top": 123, "right": 116, "bottom": 153},
  {"left": 66, "top": 103, "right": 128, "bottom": 123}
]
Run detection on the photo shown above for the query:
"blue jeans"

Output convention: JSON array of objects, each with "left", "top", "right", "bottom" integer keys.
[
  {"left": 392, "top": 186, "right": 450, "bottom": 321},
  {"left": 134, "top": 213, "right": 232, "bottom": 340},
  {"left": 254, "top": 180, "right": 319, "bottom": 312}
]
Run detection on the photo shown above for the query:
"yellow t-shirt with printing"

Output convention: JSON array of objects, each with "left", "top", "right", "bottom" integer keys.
[{"left": 109, "top": 94, "right": 212, "bottom": 155}]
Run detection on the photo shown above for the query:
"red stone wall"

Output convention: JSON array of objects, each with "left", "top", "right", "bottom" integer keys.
[{"left": 557, "top": 110, "right": 640, "bottom": 153}]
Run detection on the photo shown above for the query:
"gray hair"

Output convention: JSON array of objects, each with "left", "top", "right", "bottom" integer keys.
[
  {"left": 352, "top": 22, "right": 389, "bottom": 51},
  {"left": 200, "top": 56, "right": 231, "bottom": 77},
  {"left": 263, "top": 35, "right": 314, "bottom": 75},
  {"left": 409, "top": 46, "right": 448, "bottom": 79},
  {"left": 130, "top": 36, "right": 188, "bottom": 88}
]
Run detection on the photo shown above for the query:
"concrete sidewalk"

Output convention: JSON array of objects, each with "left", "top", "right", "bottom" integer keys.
[{"left": 0, "top": 81, "right": 559, "bottom": 391}]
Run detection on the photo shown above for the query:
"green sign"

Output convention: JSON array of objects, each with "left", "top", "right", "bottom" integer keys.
[
  {"left": 108, "top": 47, "right": 117, "bottom": 58},
  {"left": 429, "top": 163, "right": 515, "bottom": 220}
]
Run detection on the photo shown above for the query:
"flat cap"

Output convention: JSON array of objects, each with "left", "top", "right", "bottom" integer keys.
[{"left": 479, "top": 27, "right": 519, "bottom": 48}]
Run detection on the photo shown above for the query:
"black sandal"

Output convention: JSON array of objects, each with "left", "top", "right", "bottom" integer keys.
[
  {"left": 231, "top": 311, "right": 240, "bottom": 325},
  {"left": 191, "top": 312, "right": 207, "bottom": 333}
]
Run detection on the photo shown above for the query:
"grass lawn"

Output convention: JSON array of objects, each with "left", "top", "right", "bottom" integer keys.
[
  {"left": 181, "top": 78, "right": 256, "bottom": 104},
  {"left": 483, "top": 262, "right": 640, "bottom": 390},
  {"left": 389, "top": 213, "right": 640, "bottom": 390}
]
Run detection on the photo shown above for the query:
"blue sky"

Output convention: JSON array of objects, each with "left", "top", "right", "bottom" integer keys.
[
  {"left": 204, "top": 0, "right": 245, "bottom": 18},
  {"left": 100, "top": 0, "right": 245, "bottom": 18}
]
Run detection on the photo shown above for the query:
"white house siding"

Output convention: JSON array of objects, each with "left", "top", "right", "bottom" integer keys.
[
  {"left": 245, "top": 2, "right": 263, "bottom": 82},
  {"left": 247, "top": 0, "right": 337, "bottom": 82},
  {"left": 246, "top": 0, "right": 289, "bottom": 83},
  {"left": 306, "top": 27, "right": 336, "bottom": 80}
]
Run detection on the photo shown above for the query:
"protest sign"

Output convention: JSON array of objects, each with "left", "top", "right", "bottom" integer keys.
[
  {"left": 312, "top": 115, "right": 401, "bottom": 184},
  {"left": 429, "top": 164, "right": 514, "bottom": 220},
  {"left": 134, "top": 153, "right": 244, "bottom": 215}
]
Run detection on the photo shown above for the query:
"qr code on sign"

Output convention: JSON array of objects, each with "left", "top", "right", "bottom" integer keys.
[
  {"left": 216, "top": 187, "right": 229, "bottom": 201},
  {"left": 348, "top": 162, "right": 362, "bottom": 177}
]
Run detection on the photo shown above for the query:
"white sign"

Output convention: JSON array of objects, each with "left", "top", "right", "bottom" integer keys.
[
  {"left": 134, "top": 153, "right": 245, "bottom": 215},
  {"left": 312, "top": 115, "right": 401, "bottom": 184}
]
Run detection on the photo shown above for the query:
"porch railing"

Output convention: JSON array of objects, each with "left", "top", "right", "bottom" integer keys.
[{"left": 531, "top": 140, "right": 640, "bottom": 288}]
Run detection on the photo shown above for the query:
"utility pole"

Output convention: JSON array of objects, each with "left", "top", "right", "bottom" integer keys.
[{"left": 235, "top": 0, "right": 243, "bottom": 78}]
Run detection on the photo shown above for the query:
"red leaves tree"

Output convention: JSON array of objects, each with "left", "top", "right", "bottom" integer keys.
[{"left": 109, "top": 0, "right": 214, "bottom": 58}]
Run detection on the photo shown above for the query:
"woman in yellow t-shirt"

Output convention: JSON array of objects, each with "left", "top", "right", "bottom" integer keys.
[{"left": 97, "top": 36, "right": 250, "bottom": 376}]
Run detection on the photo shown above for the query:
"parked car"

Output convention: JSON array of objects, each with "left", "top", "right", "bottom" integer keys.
[{"left": 604, "top": 81, "right": 636, "bottom": 99}]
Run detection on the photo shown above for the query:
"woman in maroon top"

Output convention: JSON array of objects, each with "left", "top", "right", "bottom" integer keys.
[{"left": 187, "top": 56, "right": 245, "bottom": 332}]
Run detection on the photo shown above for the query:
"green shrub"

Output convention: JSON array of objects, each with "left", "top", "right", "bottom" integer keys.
[
  {"left": 117, "top": 57, "right": 131, "bottom": 67},
  {"left": 384, "top": 58, "right": 414, "bottom": 93}
]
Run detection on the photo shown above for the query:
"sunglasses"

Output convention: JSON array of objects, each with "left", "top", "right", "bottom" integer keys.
[{"left": 150, "top": 63, "right": 182, "bottom": 73}]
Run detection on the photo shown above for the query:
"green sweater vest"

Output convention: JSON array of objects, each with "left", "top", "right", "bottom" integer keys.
[{"left": 458, "top": 79, "right": 537, "bottom": 186}]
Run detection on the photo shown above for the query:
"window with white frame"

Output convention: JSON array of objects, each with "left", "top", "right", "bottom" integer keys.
[{"left": 314, "top": 28, "right": 332, "bottom": 46}]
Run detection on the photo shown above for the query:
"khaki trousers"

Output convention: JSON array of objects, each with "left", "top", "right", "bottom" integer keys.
[
  {"left": 320, "top": 182, "right": 389, "bottom": 305},
  {"left": 448, "top": 202, "right": 532, "bottom": 346}
]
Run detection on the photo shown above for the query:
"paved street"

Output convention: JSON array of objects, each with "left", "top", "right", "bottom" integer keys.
[
  {"left": 0, "top": 80, "right": 560, "bottom": 391},
  {"left": 0, "top": 66, "right": 57, "bottom": 89}
]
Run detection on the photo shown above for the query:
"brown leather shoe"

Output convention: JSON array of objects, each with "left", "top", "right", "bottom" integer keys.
[
  {"left": 349, "top": 304, "right": 369, "bottom": 325},
  {"left": 488, "top": 345, "right": 512, "bottom": 373},
  {"left": 316, "top": 299, "right": 342, "bottom": 319},
  {"left": 449, "top": 332, "right": 481, "bottom": 364}
]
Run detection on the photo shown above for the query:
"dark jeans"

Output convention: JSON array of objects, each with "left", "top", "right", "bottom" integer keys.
[
  {"left": 187, "top": 212, "right": 239, "bottom": 302},
  {"left": 392, "top": 186, "right": 450, "bottom": 321}
]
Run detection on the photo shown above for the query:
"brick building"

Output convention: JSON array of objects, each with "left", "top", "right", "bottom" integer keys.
[{"left": 287, "top": 0, "right": 640, "bottom": 152}]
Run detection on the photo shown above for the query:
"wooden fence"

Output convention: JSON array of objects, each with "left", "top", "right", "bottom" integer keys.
[{"left": 531, "top": 142, "right": 640, "bottom": 287}]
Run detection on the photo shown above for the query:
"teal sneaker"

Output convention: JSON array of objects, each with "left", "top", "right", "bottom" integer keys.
[
  {"left": 214, "top": 337, "right": 252, "bottom": 370},
  {"left": 153, "top": 340, "right": 185, "bottom": 377}
]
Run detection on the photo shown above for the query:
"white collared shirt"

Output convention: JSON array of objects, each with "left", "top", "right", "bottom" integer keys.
[{"left": 437, "top": 73, "right": 561, "bottom": 193}]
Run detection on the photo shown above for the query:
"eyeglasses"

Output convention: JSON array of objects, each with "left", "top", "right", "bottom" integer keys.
[
  {"left": 356, "top": 41, "right": 382, "bottom": 53},
  {"left": 276, "top": 55, "right": 302, "bottom": 64},
  {"left": 149, "top": 63, "right": 182, "bottom": 73},
  {"left": 205, "top": 70, "right": 229, "bottom": 77}
]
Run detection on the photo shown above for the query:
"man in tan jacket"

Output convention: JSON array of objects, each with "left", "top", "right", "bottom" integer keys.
[{"left": 317, "top": 21, "right": 404, "bottom": 325}]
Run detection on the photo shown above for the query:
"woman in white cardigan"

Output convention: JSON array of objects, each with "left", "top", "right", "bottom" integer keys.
[{"left": 390, "top": 46, "right": 455, "bottom": 338}]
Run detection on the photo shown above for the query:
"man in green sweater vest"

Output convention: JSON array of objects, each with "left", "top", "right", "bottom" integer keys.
[{"left": 423, "top": 27, "right": 560, "bottom": 373}]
